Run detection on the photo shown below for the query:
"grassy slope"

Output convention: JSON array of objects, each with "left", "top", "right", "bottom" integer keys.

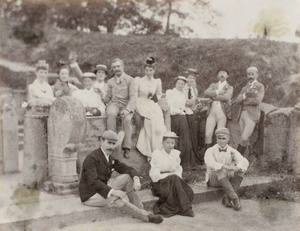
[{"left": 1, "top": 21, "right": 299, "bottom": 107}]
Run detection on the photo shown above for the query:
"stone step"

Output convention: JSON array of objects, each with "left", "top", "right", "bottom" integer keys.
[{"left": 0, "top": 176, "right": 276, "bottom": 231}]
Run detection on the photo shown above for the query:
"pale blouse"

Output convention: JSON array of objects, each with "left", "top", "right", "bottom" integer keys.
[
  {"left": 149, "top": 148, "right": 183, "bottom": 183},
  {"left": 94, "top": 81, "right": 108, "bottom": 95},
  {"left": 166, "top": 88, "right": 187, "bottom": 115},
  {"left": 28, "top": 79, "right": 55, "bottom": 102},
  {"left": 135, "top": 76, "right": 162, "bottom": 99}
]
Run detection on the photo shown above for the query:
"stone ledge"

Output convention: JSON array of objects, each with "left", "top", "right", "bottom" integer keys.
[{"left": 0, "top": 176, "right": 276, "bottom": 231}]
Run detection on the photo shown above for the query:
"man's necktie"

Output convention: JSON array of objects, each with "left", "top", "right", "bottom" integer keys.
[
  {"left": 188, "top": 88, "right": 192, "bottom": 99},
  {"left": 219, "top": 148, "right": 227, "bottom": 152}
]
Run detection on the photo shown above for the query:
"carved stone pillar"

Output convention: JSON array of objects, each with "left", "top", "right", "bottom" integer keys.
[{"left": 45, "top": 97, "right": 86, "bottom": 194}]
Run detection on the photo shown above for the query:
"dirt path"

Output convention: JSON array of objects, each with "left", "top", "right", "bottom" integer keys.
[{"left": 53, "top": 199, "right": 299, "bottom": 231}]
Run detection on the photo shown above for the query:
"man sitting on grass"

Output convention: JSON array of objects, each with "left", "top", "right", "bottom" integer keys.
[{"left": 204, "top": 128, "right": 249, "bottom": 211}]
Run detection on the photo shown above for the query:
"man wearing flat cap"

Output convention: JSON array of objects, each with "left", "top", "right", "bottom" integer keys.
[
  {"left": 103, "top": 58, "right": 137, "bottom": 159},
  {"left": 204, "top": 128, "right": 249, "bottom": 211},
  {"left": 79, "top": 130, "right": 163, "bottom": 224},
  {"left": 233, "top": 66, "right": 265, "bottom": 155},
  {"left": 204, "top": 69, "right": 233, "bottom": 150}
]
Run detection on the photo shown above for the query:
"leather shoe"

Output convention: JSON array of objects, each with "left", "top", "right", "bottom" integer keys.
[
  {"left": 232, "top": 198, "right": 241, "bottom": 211},
  {"left": 123, "top": 149, "right": 130, "bottom": 159},
  {"left": 148, "top": 214, "right": 164, "bottom": 224},
  {"left": 222, "top": 196, "right": 232, "bottom": 208}
]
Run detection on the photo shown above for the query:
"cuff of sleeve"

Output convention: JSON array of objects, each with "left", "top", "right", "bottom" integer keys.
[
  {"left": 216, "top": 90, "right": 219, "bottom": 95},
  {"left": 107, "top": 189, "right": 113, "bottom": 198},
  {"left": 125, "top": 108, "right": 133, "bottom": 113}
]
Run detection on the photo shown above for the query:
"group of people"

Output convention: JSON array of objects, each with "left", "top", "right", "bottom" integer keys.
[{"left": 27, "top": 56, "right": 265, "bottom": 224}]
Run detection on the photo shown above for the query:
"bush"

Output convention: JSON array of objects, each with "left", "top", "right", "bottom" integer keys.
[{"left": 13, "top": 25, "right": 44, "bottom": 45}]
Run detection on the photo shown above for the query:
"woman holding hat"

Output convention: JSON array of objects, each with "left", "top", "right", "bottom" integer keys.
[
  {"left": 28, "top": 60, "right": 56, "bottom": 104},
  {"left": 149, "top": 131, "right": 194, "bottom": 217},
  {"left": 166, "top": 76, "right": 197, "bottom": 182},
  {"left": 72, "top": 72, "right": 106, "bottom": 116},
  {"left": 53, "top": 61, "right": 79, "bottom": 97},
  {"left": 135, "top": 57, "right": 166, "bottom": 161}
]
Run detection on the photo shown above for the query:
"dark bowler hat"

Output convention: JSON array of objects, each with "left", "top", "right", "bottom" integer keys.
[
  {"left": 102, "top": 130, "right": 118, "bottom": 142},
  {"left": 94, "top": 64, "right": 109, "bottom": 74},
  {"left": 217, "top": 68, "right": 229, "bottom": 75}
]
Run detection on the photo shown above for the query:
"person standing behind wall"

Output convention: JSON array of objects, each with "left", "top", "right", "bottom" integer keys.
[
  {"left": 233, "top": 66, "right": 265, "bottom": 156},
  {"left": 203, "top": 69, "right": 233, "bottom": 150},
  {"left": 103, "top": 58, "right": 137, "bottom": 159}
]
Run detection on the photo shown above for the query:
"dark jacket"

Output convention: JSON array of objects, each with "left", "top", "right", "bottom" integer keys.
[
  {"left": 234, "top": 81, "right": 265, "bottom": 123},
  {"left": 79, "top": 148, "right": 138, "bottom": 202}
]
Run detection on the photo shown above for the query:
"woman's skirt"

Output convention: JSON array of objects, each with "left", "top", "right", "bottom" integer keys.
[{"left": 151, "top": 175, "right": 194, "bottom": 217}]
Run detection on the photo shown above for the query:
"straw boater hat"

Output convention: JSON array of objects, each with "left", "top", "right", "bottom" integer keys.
[
  {"left": 94, "top": 64, "right": 109, "bottom": 74},
  {"left": 163, "top": 131, "right": 179, "bottom": 139},
  {"left": 175, "top": 76, "right": 188, "bottom": 82},
  {"left": 186, "top": 68, "right": 198, "bottom": 76},
  {"left": 82, "top": 72, "right": 96, "bottom": 78}
]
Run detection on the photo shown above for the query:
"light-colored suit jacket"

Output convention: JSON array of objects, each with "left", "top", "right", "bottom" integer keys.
[{"left": 204, "top": 82, "right": 233, "bottom": 120}]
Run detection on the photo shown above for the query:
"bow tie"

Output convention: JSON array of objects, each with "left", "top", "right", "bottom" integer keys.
[{"left": 219, "top": 148, "right": 227, "bottom": 152}]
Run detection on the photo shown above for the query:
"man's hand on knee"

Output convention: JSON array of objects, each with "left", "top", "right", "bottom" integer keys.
[
  {"left": 111, "top": 189, "right": 126, "bottom": 199},
  {"left": 133, "top": 176, "right": 141, "bottom": 191},
  {"left": 120, "top": 109, "right": 131, "bottom": 118}
]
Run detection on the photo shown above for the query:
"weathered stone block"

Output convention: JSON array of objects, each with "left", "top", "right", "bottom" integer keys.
[
  {"left": 0, "top": 88, "right": 19, "bottom": 174},
  {"left": 22, "top": 102, "right": 50, "bottom": 188}
]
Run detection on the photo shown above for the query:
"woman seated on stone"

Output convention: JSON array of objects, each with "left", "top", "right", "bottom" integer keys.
[
  {"left": 166, "top": 76, "right": 197, "bottom": 182},
  {"left": 52, "top": 61, "right": 79, "bottom": 97},
  {"left": 72, "top": 72, "right": 106, "bottom": 116},
  {"left": 135, "top": 57, "right": 166, "bottom": 161},
  {"left": 149, "top": 131, "right": 194, "bottom": 218},
  {"left": 28, "top": 60, "right": 56, "bottom": 104},
  {"left": 93, "top": 64, "right": 109, "bottom": 96},
  {"left": 69, "top": 51, "right": 108, "bottom": 96}
]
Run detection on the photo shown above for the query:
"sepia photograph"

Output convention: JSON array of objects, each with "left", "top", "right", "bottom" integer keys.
[{"left": 0, "top": 0, "right": 299, "bottom": 230}]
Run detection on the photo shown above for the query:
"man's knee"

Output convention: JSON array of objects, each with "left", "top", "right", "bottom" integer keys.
[{"left": 123, "top": 114, "right": 133, "bottom": 124}]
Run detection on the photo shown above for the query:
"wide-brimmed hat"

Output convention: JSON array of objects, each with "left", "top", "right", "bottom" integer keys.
[
  {"left": 163, "top": 131, "right": 179, "bottom": 139},
  {"left": 94, "top": 64, "right": 109, "bottom": 74},
  {"left": 82, "top": 72, "right": 96, "bottom": 78}
]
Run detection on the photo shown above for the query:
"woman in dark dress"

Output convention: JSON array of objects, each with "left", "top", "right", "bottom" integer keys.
[
  {"left": 149, "top": 131, "right": 194, "bottom": 218},
  {"left": 166, "top": 76, "right": 197, "bottom": 182}
]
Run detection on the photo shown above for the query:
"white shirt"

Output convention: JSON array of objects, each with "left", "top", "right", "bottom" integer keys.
[
  {"left": 149, "top": 148, "right": 183, "bottom": 183},
  {"left": 28, "top": 79, "right": 55, "bottom": 102},
  {"left": 72, "top": 87, "right": 106, "bottom": 115},
  {"left": 204, "top": 144, "right": 249, "bottom": 184},
  {"left": 166, "top": 88, "right": 187, "bottom": 115}
]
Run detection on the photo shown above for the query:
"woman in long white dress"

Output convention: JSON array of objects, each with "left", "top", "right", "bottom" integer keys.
[{"left": 135, "top": 57, "right": 166, "bottom": 161}]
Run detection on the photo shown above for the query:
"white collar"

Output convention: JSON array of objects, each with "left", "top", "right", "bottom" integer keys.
[
  {"left": 101, "top": 147, "right": 110, "bottom": 162},
  {"left": 217, "top": 144, "right": 228, "bottom": 150}
]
